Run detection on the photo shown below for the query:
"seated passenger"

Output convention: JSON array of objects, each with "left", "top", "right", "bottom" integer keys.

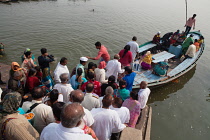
[
  {"left": 141, "top": 51, "right": 153, "bottom": 70},
  {"left": 194, "top": 39, "right": 200, "bottom": 52},
  {"left": 184, "top": 42, "right": 196, "bottom": 61},
  {"left": 176, "top": 31, "right": 187, "bottom": 44},
  {"left": 161, "top": 32, "right": 173, "bottom": 50},
  {"left": 198, "top": 36, "right": 204, "bottom": 47},
  {"left": 152, "top": 31, "right": 161, "bottom": 46},
  {"left": 181, "top": 34, "right": 194, "bottom": 55},
  {"left": 170, "top": 30, "right": 180, "bottom": 44},
  {"left": 153, "top": 59, "right": 169, "bottom": 76}
]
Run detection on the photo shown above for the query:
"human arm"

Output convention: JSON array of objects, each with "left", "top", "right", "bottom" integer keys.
[
  {"left": 87, "top": 50, "right": 102, "bottom": 60},
  {"left": 112, "top": 111, "right": 126, "bottom": 133},
  {"left": 99, "top": 70, "right": 108, "bottom": 84}
]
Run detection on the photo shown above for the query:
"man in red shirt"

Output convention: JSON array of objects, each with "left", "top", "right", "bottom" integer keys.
[
  {"left": 81, "top": 72, "right": 101, "bottom": 96},
  {"left": 184, "top": 14, "right": 196, "bottom": 35},
  {"left": 87, "top": 42, "right": 110, "bottom": 63}
]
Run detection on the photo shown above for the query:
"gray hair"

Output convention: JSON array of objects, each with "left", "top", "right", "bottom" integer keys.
[
  {"left": 60, "top": 103, "right": 84, "bottom": 128},
  {"left": 105, "top": 86, "right": 114, "bottom": 95},
  {"left": 60, "top": 73, "right": 69, "bottom": 83}
]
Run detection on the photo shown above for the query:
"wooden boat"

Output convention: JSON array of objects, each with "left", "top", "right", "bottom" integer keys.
[{"left": 132, "top": 31, "right": 204, "bottom": 89}]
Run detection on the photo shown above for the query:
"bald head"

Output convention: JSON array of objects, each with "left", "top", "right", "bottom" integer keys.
[
  {"left": 70, "top": 90, "right": 84, "bottom": 103},
  {"left": 140, "top": 81, "right": 148, "bottom": 89},
  {"left": 114, "top": 54, "right": 120, "bottom": 60},
  {"left": 61, "top": 103, "right": 84, "bottom": 128},
  {"left": 102, "top": 94, "right": 113, "bottom": 108}
]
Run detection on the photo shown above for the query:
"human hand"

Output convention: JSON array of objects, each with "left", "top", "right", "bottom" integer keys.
[{"left": 86, "top": 56, "right": 90, "bottom": 59}]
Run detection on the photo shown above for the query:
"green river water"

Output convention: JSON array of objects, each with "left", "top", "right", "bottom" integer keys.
[{"left": 0, "top": 0, "right": 210, "bottom": 139}]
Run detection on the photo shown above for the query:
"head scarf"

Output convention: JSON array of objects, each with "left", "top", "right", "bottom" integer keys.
[
  {"left": 11, "top": 62, "right": 22, "bottom": 71},
  {"left": 143, "top": 51, "right": 152, "bottom": 64},
  {"left": 98, "top": 61, "right": 106, "bottom": 69},
  {"left": 0, "top": 92, "right": 22, "bottom": 119}
]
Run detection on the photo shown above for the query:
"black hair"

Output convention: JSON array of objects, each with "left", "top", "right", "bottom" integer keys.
[
  {"left": 132, "top": 36, "right": 137, "bottom": 41},
  {"left": 119, "top": 79, "right": 127, "bottom": 89},
  {"left": 88, "top": 62, "right": 95, "bottom": 70},
  {"left": 25, "top": 51, "right": 32, "bottom": 58},
  {"left": 200, "top": 36, "right": 204, "bottom": 39},
  {"left": 28, "top": 68, "right": 37, "bottom": 77},
  {"left": 80, "top": 60, "right": 86, "bottom": 64},
  {"left": 95, "top": 41, "right": 101, "bottom": 47},
  {"left": 195, "top": 39, "right": 198, "bottom": 42},
  {"left": 50, "top": 89, "right": 59, "bottom": 105},
  {"left": 41, "top": 48, "right": 47, "bottom": 54},
  {"left": 102, "top": 94, "right": 113, "bottom": 108},
  {"left": 130, "top": 91, "right": 138, "bottom": 100},
  {"left": 52, "top": 102, "right": 65, "bottom": 121},
  {"left": 34, "top": 66, "right": 41, "bottom": 72},
  {"left": 86, "top": 83, "right": 94, "bottom": 93},
  {"left": 193, "top": 14, "right": 196, "bottom": 17},
  {"left": 76, "top": 68, "right": 83, "bottom": 82},
  {"left": 87, "top": 72, "right": 94, "bottom": 80},
  {"left": 122, "top": 45, "right": 130, "bottom": 58},
  {"left": 60, "top": 57, "right": 67, "bottom": 64},
  {"left": 32, "top": 87, "right": 45, "bottom": 99},
  {"left": 108, "top": 75, "right": 116, "bottom": 86},
  {"left": 124, "top": 66, "right": 132, "bottom": 74}
]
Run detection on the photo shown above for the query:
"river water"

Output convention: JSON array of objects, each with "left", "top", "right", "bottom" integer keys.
[{"left": 0, "top": 0, "right": 210, "bottom": 139}]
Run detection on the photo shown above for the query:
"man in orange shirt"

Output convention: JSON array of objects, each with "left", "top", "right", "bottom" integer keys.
[
  {"left": 184, "top": 14, "right": 196, "bottom": 35},
  {"left": 87, "top": 41, "right": 110, "bottom": 63}
]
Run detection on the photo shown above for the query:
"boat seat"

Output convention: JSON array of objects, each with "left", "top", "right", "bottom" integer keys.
[{"left": 152, "top": 51, "right": 175, "bottom": 63}]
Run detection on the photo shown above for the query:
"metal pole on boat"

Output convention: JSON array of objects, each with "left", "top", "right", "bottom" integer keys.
[{"left": 185, "top": 0, "right": 188, "bottom": 22}]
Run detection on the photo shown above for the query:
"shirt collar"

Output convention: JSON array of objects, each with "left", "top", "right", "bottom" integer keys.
[
  {"left": 58, "top": 123, "right": 84, "bottom": 134},
  {"left": 32, "top": 100, "right": 42, "bottom": 103}
]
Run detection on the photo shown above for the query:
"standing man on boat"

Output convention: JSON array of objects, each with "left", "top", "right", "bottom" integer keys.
[
  {"left": 138, "top": 81, "right": 151, "bottom": 110},
  {"left": 86, "top": 41, "right": 110, "bottom": 63},
  {"left": 127, "top": 36, "right": 139, "bottom": 62},
  {"left": 184, "top": 14, "right": 196, "bottom": 35}
]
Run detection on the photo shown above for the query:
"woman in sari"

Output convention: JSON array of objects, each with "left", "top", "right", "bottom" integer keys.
[
  {"left": 0, "top": 92, "right": 39, "bottom": 139},
  {"left": 70, "top": 68, "right": 87, "bottom": 90},
  {"left": 21, "top": 51, "right": 36, "bottom": 75},
  {"left": 122, "top": 91, "right": 141, "bottom": 128},
  {"left": 9, "top": 62, "right": 26, "bottom": 86},
  {"left": 141, "top": 51, "right": 153, "bottom": 70},
  {"left": 118, "top": 45, "right": 132, "bottom": 67}
]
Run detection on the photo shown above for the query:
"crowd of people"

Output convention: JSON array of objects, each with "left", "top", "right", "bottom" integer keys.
[
  {"left": 0, "top": 14, "right": 205, "bottom": 139},
  {"left": 0, "top": 38, "right": 152, "bottom": 140}
]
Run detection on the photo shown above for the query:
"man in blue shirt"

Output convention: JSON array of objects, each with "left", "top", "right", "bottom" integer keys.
[{"left": 122, "top": 66, "right": 136, "bottom": 91}]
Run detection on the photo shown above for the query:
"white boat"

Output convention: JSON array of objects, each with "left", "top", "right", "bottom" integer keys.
[{"left": 132, "top": 31, "right": 204, "bottom": 88}]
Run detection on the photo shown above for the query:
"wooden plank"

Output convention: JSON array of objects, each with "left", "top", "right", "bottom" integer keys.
[
  {"left": 168, "top": 49, "right": 200, "bottom": 77},
  {"left": 138, "top": 43, "right": 156, "bottom": 53},
  {"left": 145, "top": 107, "right": 152, "bottom": 140}
]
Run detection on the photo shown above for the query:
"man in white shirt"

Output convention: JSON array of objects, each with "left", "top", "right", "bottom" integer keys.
[
  {"left": 40, "top": 103, "right": 94, "bottom": 140},
  {"left": 54, "top": 73, "right": 74, "bottom": 103},
  {"left": 127, "top": 36, "right": 139, "bottom": 62},
  {"left": 70, "top": 90, "right": 94, "bottom": 127},
  {"left": 110, "top": 97, "right": 130, "bottom": 124},
  {"left": 138, "top": 81, "right": 151, "bottom": 109},
  {"left": 54, "top": 57, "right": 69, "bottom": 83},
  {"left": 22, "top": 87, "right": 55, "bottom": 134},
  {"left": 81, "top": 83, "right": 100, "bottom": 111},
  {"left": 91, "top": 94, "right": 126, "bottom": 140},
  {"left": 105, "top": 54, "right": 124, "bottom": 81},
  {"left": 184, "top": 42, "right": 196, "bottom": 60}
]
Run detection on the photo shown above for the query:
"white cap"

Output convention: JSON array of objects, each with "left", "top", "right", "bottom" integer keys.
[
  {"left": 80, "top": 57, "right": 88, "bottom": 61},
  {"left": 157, "top": 31, "right": 161, "bottom": 34}
]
